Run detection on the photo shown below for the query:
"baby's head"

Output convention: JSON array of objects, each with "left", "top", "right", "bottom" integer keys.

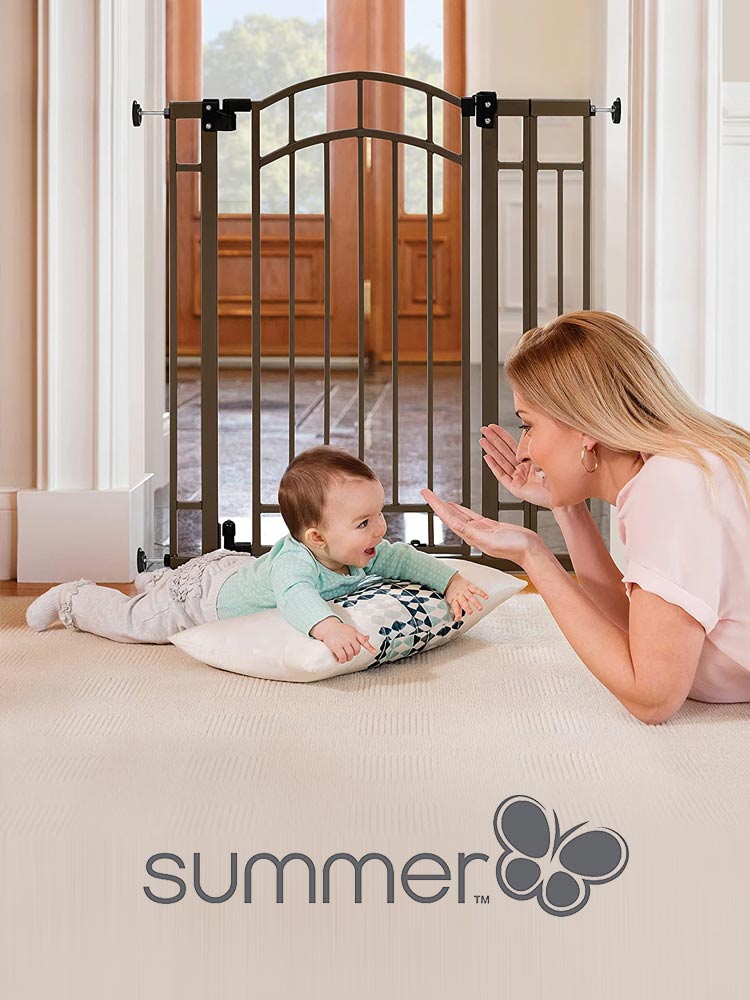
[{"left": 278, "top": 446, "right": 387, "bottom": 569}]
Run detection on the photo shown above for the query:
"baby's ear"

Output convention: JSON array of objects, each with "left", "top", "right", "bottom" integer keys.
[{"left": 303, "top": 525, "right": 325, "bottom": 548}]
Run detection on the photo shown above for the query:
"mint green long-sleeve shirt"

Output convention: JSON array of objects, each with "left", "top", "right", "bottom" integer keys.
[{"left": 215, "top": 534, "right": 458, "bottom": 636}]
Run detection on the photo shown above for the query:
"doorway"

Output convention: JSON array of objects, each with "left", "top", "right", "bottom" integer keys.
[{"left": 167, "top": 0, "right": 465, "bottom": 361}]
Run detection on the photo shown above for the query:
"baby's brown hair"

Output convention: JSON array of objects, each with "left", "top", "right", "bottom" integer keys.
[{"left": 278, "top": 446, "right": 379, "bottom": 540}]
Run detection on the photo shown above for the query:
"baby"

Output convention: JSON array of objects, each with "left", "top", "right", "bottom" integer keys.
[{"left": 26, "top": 445, "right": 486, "bottom": 663}]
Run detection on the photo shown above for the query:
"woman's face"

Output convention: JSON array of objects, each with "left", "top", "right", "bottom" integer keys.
[{"left": 512, "top": 391, "right": 594, "bottom": 507}]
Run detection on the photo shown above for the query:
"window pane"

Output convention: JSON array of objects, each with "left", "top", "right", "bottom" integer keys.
[
  {"left": 202, "top": 2, "right": 326, "bottom": 214},
  {"left": 404, "top": 0, "right": 443, "bottom": 214}
]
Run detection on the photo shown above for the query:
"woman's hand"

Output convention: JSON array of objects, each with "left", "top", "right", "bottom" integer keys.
[
  {"left": 480, "top": 423, "right": 553, "bottom": 509},
  {"left": 444, "top": 573, "right": 489, "bottom": 621},
  {"left": 421, "top": 489, "right": 540, "bottom": 568}
]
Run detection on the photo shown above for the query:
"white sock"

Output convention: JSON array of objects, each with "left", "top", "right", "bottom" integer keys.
[{"left": 26, "top": 584, "right": 67, "bottom": 632}]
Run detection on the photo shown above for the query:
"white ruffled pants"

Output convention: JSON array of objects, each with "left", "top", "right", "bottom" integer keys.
[{"left": 57, "top": 550, "right": 256, "bottom": 644}]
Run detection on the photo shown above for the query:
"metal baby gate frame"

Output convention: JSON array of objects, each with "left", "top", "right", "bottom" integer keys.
[{"left": 133, "top": 75, "right": 620, "bottom": 572}]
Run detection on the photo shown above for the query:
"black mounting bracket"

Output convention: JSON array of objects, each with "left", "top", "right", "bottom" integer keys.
[
  {"left": 221, "top": 519, "right": 254, "bottom": 555},
  {"left": 461, "top": 91, "right": 497, "bottom": 128},
  {"left": 131, "top": 100, "right": 169, "bottom": 127},
  {"left": 590, "top": 97, "right": 622, "bottom": 124},
  {"left": 222, "top": 519, "right": 237, "bottom": 550},
  {"left": 202, "top": 98, "right": 253, "bottom": 133}
]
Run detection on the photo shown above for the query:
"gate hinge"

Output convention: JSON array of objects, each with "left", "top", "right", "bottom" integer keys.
[
  {"left": 202, "top": 98, "right": 253, "bottom": 133},
  {"left": 461, "top": 92, "right": 497, "bottom": 128}
]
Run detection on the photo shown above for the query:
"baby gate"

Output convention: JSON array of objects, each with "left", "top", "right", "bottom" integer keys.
[{"left": 133, "top": 73, "right": 620, "bottom": 571}]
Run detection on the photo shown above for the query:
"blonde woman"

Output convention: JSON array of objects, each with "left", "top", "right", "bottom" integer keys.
[{"left": 422, "top": 311, "right": 750, "bottom": 725}]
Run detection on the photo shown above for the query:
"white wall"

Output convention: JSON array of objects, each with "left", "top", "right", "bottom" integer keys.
[
  {"left": 465, "top": 0, "right": 609, "bottom": 369},
  {"left": 466, "top": 0, "right": 606, "bottom": 97},
  {"left": 0, "top": 1, "right": 36, "bottom": 578},
  {"left": 717, "top": 0, "right": 750, "bottom": 432},
  {"left": 9, "top": 0, "right": 167, "bottom": 582}
]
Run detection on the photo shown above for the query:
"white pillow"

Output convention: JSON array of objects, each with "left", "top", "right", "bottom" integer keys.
[{"left": 169, "top": 558, "right": 527, "bottom": 683}]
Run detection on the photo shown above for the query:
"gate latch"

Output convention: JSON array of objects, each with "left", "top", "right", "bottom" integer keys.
[
  {"left": 461, "top": 91, "right": 497, "bottom": 128},
  {"left": 202, "top": 98, "right": 253, "bottom": 132}
]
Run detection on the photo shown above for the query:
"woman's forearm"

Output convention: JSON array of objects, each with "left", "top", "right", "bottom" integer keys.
[
  {"left": 521, "top": 540, "right": 654, "bottom": 722},
  {"left": 552, "top": 502, "right": 631, "bottom": 632}
]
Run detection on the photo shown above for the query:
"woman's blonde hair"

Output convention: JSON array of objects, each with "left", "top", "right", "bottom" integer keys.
[{"left": 504, "top": 310, "right": 750, "bottom": 510}]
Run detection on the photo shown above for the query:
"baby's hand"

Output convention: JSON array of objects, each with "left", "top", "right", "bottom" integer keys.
[
  {"left": 310, "top": 617, "right": 377, "bottom": 663},
  {"left": 444, "top": 573, "right": 488, "bottom": 621}
]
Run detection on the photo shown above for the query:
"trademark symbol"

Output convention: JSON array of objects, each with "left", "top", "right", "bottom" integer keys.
[{"left": 474, "top": 894, "right": 490, "bottom": 904}]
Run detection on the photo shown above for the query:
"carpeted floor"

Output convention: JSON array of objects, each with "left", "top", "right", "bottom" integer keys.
[{"left": 1, "top": 591, "right": 749, "bottom": 999}]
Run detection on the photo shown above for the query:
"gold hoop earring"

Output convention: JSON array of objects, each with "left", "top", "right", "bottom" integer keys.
[{"left": 581, "top": 446, "right": 599, "bottom": 473}]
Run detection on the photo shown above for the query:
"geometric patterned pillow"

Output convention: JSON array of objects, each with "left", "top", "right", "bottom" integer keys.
[{"left": 333, "top": 579, "right": 464, "bottom": 667}]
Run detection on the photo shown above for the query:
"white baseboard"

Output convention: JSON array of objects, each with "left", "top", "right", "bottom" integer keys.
[
  {"left": 16, "top": 475, "right": 153, "bottom": 583},
  {"left": 0, "top": 490, "right": 18, "bottom": 580}
]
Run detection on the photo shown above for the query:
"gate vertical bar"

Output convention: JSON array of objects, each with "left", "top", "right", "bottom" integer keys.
[
  {"left": 357, "top": 78, "right": 365, "bottom": 460},
  {"left": 583, "top": 113, "right": 592, "bottom": 309},
  {"left": 480, "top": 109, "right": 499, "bottom": 526},
  {"left": 251, "top": 108, "right": 262, "bottom": 554},
  {"left": 168, "top": 114, "right": 179, "bottom": 563},
  {"left": 323, "top": 141, "right": 331, "bottom": 444},
  {"left": 557, "top": 169, "right": 564, "bottom": 314},
  {"left": 199, "top": 125, "right": 219, "bottom": 552},
  {"left": 522, "top": 108, "right": 538, "bottom": 532},
  {"left": 426, "top": 93, "right": 435, "bottom": 547},
  {"left": 460, "top": 112, "right": 471, "bottom": 547},
  {"left": 522, "top": 109, "right": 538, "bottom": 331},
  {"left": 391, "top": 140, "right": 399, "bottom": 506},
  {"left": 288, "top": 95, "right": 296, "bottom": 462},
  {"left": 582, "top": 113, "right": 593, "bottom": 522}
]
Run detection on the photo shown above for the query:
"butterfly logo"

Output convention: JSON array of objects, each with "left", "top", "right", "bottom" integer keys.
[{"left": 493, "top": 794, "right": 628, "bottom": 917}]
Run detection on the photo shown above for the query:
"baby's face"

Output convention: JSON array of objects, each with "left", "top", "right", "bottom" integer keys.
[{"left": 320, "top": 477, "right": 387, "bottom": 568}]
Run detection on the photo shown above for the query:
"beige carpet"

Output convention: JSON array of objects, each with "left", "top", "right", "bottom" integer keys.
[{"left": 1, "top": 592, "right": 749, "bottom": 1000}]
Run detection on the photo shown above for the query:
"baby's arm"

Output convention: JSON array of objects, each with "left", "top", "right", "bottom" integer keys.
[
  {"left": 269, "top": 554, "right": 342, "bottom": 635},
  {"left": 368, "top": 540, "right": 487, "bottom": 620},
  {"left": 367, "top": 539, "right": 458, "bottom": 592},
  {"left": 268, "top": 555, "right": 376, "bottom": 663}
]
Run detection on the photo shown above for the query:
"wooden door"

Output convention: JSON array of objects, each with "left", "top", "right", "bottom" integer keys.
[{"left": 167, "top": 0, "right": 465, "bottom": 361}]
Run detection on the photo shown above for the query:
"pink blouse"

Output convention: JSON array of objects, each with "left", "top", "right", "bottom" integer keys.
[{"left": 616, "top": 449, "right": 750, "bottom": 703}]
